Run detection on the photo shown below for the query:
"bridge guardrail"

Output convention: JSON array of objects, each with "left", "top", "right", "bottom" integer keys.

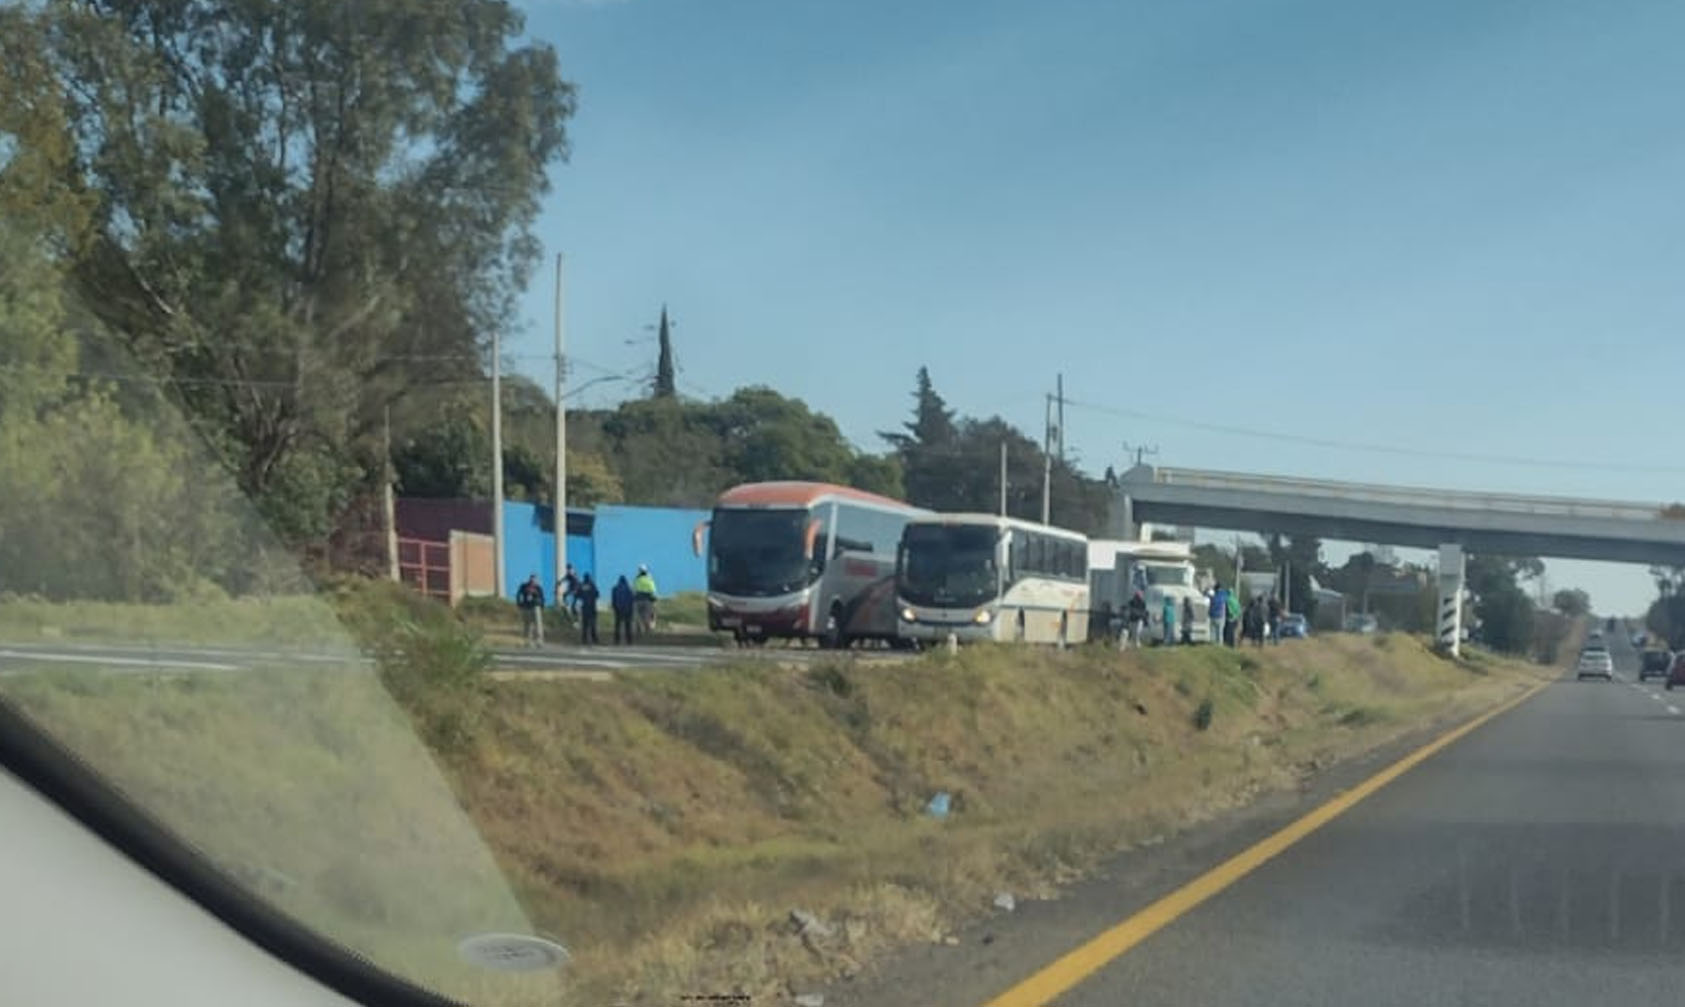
[{"left": 1139, "top": 468, "right": 1666, "bottom": 523}]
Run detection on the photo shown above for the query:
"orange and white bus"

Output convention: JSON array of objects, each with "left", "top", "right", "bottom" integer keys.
[{"left": 694, "top": 482, "right": 929, "bottom": 647}]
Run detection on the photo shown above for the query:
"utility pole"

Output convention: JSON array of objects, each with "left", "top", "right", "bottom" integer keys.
[
  {"left": 999, "top": 440, "right": 1008, "bottom": 517},
  {"left": 1041, "top": 392, "right": 1053, "bottom": 525},
  {"left": 553, "top": 252, "right": 568, "bottom": 601},
  {"left": 1055, "top": 373, "right": 1066, "bottom": 462},
  {"left": 1234, "top": 534, "right": 1245, "bottom": 600},
  {"left": 491, "top": 327, "right": 505, "bottom": 599},
  {"left": 382, "top": 405, "right": 398, "bottom": 582},
  {"left": 1122, "top": 442, "right": 1160, "bottom": 467}
]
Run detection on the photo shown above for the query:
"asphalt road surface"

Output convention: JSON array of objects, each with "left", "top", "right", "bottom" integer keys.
[
  {"left": 838, "top": 626, "right": 1685, "bottom": 1007},
  {"left": 0, "top": 637, "right": 894, "bottom": 674}
]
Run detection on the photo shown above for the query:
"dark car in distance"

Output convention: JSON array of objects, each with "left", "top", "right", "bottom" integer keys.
[
  {"left": 1639, "top": 650, "right": 1673, "bottom": 682},
  {"left": 1669, "top": 654, "right": 1685, "bottom": 691}
]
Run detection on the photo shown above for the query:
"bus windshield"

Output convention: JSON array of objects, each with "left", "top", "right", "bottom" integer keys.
[
  {"left": 1140, "top": 562, "right": 1194, "bottom": 588},
  {"left": 898, "top": 524, "right": 1000, "bottom": 608},
  {"left": 709, "top": 508, "right": 818, "bottom": 597}
]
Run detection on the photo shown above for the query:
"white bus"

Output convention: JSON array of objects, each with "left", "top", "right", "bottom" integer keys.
[
  {"left": 1088, "top": 538, "right": 1211, "bottom": 643},
  {"left": 696, "top": 482, "right": 928, "bottom": 647},
  {"left": 895, "top": 514, "right": 1090, "bottom": 646}
]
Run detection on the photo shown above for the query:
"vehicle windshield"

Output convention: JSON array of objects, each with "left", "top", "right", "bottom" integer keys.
[
  {"left": 709, "top": 507, "right": 818, "bottom": 597},
  {"left": 1140, "top": 562, "right": 1195, "bottom": 588},
  {"left": 897, "top": 525, "right": 1001, "bottom": 609}
]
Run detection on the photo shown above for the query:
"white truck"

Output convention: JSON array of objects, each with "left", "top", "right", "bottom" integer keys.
[{"left": 1088, "top": 538, "right": 1211, "bottom": 643}]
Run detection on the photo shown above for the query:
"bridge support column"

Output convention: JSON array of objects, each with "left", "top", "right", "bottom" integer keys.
[{"left": 1437, "top": 543, "right": 1464, "bottom": 657}]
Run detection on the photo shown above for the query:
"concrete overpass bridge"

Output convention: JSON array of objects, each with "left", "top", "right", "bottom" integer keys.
[{"left": 1114, "top": 465, "right": 1685, "bottom": 653}]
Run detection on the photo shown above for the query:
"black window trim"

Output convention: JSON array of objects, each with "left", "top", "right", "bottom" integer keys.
[{"left": 0, "top": 696, "right": 464, "bottom": 1007}]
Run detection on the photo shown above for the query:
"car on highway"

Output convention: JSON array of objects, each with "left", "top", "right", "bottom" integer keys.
[
  {"left": 1668, "top": 654, "right": 1685, "bottom": 691},
  {"left": 1633, "top": 631, "right": 1649, "bottom": 648},
  {"left": 1277, "top": 614, "right": 1310, "bottom": 639},
  {"left": 1344, "top": 613, "right": 1379, "bottom": 635},
  {"left": 1639, "top": 649, "right": 1673, "bottom": 682},
  {"left": 1576, "top": 649, "right": 1614, "bottom": 681}
]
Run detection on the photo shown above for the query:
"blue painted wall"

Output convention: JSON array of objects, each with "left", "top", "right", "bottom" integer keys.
[
  {"left": 502, "top": 502, "right": 595, "bottom": 600},
  {"left": 590, "top": 505, "right": 710, "bottom": 596}
]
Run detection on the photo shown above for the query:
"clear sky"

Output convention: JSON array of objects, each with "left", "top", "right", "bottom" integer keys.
[{"left": 507, "top": 0, "right": 1685, "bottom": 615}]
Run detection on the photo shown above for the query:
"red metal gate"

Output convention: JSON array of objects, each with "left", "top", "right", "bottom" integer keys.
[{"left": 397, "top": 537, "right": 451, "bottom": 602}]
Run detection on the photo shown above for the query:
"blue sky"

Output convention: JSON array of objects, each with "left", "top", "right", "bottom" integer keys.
[{"left": 507, "top": 0, "right": 1685, "bottom": 614}]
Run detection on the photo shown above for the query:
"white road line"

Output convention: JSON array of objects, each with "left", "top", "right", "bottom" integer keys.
[
  {"left": 0, "top": 649, "right": 239, "bottom": 672},
  {"left": 1669, "top": 705, "right": 1682, "bottom": 715}
]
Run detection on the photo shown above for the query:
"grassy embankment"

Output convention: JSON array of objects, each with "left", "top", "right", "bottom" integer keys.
[{"left": 0, "top": 582, "right": 1556, "bottom": 1005}]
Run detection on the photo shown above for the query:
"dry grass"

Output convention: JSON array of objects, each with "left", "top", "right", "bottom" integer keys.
[
  {"left": 0, "top": 591, "right": 1554, "bottom": 1007},
  {"left": 435, "top": 634, "right": 1549, "bottom": 1005}
]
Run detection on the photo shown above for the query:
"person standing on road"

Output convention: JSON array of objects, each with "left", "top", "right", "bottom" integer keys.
[
  {"left": 611, "top": 575, "right": 636, "bottom": 645},
  {"left": 557, "top": 563, "right": 581, "bottom": 620},
  {"left": 1225, "top": 589, "right": 1242, "bottom": 647},
  {"left": 577, "top": 573, "right": 601, "bottom": 645},
  {"left": 632, "top": 565, "right": 659, "bottom": 635},
  {"left": 1209, "top": 584, "right": 1229, "bottom": 649},
  {"left": 1182, "top": 596, "right": 1195, "bottom": 645},
  {"left": 1267, "top": 595, "right": 1283, "bottom": 645},
  {"left": 516, "top": 574, "right": 546, "bottom": 648},
  {"left": 1161, "top": 595, "right": 1177, "bottom": 646},
  {"left": 1125, "top": 590, "right": 1149, "bottom": 649}
]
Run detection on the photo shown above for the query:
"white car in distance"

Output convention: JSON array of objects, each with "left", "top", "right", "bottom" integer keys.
[{"left": 1576, "top": 649, "right": 1614, "bottom": 681}]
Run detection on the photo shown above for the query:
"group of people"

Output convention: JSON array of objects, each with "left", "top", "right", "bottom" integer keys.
[
  {"left": 1103, "top": 592, "right": 1197, "bottom": 649},
  {"left": 514, "top": 564, "right": 659, "bottom": 647},
  {"left": 1206, "top": 583, "right": 1284, "bottom": 648}
]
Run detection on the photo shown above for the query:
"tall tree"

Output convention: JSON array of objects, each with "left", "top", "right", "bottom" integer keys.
[
  {"left": 652, "top": 305, "right": 677, "bottom": 399},
  {"left": 25, "top": 0, "right": 574, "bottom": 546},
  {"left": 1551, "top": 588, "right": 1591, "bottom": 619}
]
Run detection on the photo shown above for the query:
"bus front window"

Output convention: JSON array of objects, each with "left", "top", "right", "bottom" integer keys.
[
  {"left": 1141, "top": 563, "right": 1194, "bottom": 588},
  {"left": 709, "top": 508, "right": 821, "bottom": 597},
  {"left": 898, "top": 525, "right": 1000, "bottom": 609}
]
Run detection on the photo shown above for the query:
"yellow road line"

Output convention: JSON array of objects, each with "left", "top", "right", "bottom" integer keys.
[{"left": 982, "top": 677, "right": 1554, "bottom": 1007}]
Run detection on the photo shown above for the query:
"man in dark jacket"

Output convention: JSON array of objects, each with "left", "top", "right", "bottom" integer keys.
[
  {"left": 516, "top": 574, "right": 546, "bottom": 648},
  {"left": 1126, "top": 591, "right": 1149, "bottom": 649},
  {"left": 611, "top": 575, "right": 636, "bottom": 645},
  {"left": 577, "top": 573, "right": 601, "bottom": 645}
]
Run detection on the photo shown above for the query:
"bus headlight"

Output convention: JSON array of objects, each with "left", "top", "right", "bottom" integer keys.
[
  {"left": 900, "top": 606, "right": 917, "bottom": 623},
  {"left": 973, "top": 609, "right": 995, "bottom": 625}
]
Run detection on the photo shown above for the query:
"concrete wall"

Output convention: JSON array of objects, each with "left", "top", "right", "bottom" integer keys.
[
  {"left": 500, "top": 502, "right": 598, "bottom": 600},
  {"left": 590, "top": 505, "right": 710, "bottom": 595}
]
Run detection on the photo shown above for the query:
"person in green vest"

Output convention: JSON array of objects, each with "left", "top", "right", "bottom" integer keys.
[
  {"left": 632, "top": 565, "right": 659, "bottom": 634},
  {"left": 1225, "top": 589, "right": 1242, "bottom": 647},
  {"left": 1161, "top": 594, "right": 1177, "bottom": 646}
]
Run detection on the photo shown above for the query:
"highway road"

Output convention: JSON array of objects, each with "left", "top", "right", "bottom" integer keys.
[
  {"left": 838, "top": 627, "right": 1685, "bottom": 1007},
  {"left": 0, "top": 637, "right": 889, "bottom": 675}
]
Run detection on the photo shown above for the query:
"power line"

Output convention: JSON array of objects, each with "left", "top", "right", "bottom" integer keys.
[{"left": 1061, "top": 396, "right": 1685, "bottom": 475}]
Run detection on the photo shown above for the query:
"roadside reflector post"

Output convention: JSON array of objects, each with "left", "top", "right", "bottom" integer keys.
[
  {"left": 1437, "top": 543, "right": 1465, "bottom": 657},
  {"left": 946, "top": 632, "right": 958, "bottom": 656}
]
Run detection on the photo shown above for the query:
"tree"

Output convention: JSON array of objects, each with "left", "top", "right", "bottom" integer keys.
[
  {"left": 1465, "top": 554, "right": 1542, "bottom": 654},
  {"left": 652, "top": 305, "right": 677, "bottom": 399},
  {"left": 1551, "top": 588, "right": 1591, "bottom": 619},
  {"left": 881, "top": 367, "right": 963, "bottom": 509},
  {"left": 25, "top": 0, "right": 574, "bottom": 549},
  {"left": 1267, "top": 534, "right": 1324, "bottom": 618}
]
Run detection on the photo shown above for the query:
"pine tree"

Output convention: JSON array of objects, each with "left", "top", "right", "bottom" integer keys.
[{"left": 653, "top": 305, "right": 677, "bottom": 399}]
